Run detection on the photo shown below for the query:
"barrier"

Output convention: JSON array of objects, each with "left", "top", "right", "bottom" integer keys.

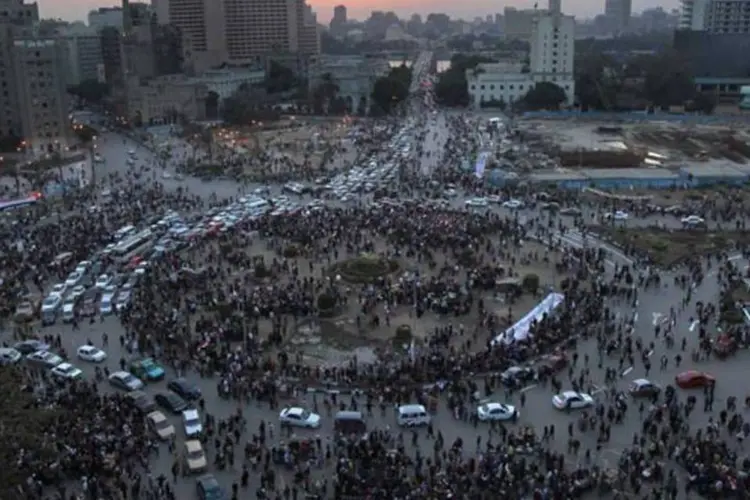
[
  {"left": 475, "top": 151, "right": 490, "bottom": 179},
  {"left": 492, "top": 292, "right": 565, "bottom": 346}
]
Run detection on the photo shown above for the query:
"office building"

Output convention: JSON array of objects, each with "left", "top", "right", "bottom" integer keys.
[
  {"left": 88, "top": 7, "right": 123, "bottom": 30},
  {"left": 332, "top": 5, "right": 346, "bottom": 24},
  {"left": 604, "top": 0, "right": 632, "bottom": 33},
  {"left": 680, "top": 0, "right": 750, "bottom": 33},
  {"left": 468, "top": 10, "right": 575, "bottom": 107},
  {"left": 549, "top": 0, "right": 561, "bottom": 15},
  {"left": 58, "top": 25, "right": 104, "bottom": 86},
  {"left": 154, "top": 0, "right": 320, "bottom": 73}
]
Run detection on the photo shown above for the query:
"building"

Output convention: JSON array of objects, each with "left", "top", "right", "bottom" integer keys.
[
  {"left": 604, "top": 0, "right": 632, "bottom": 33},
  {"left": 0, "top": 0, "right": 71, "bottom": 152},
  {"left": 549, "top": 0, "right": 561, "bottom": 15},
  {"left": 100, "top": 26, "right": 124, "bottom": 85},
  {"left": 679, "top": 0, "right": 750, "bottom": 32},
  {"left": 13, "top": 37, "right": 70, "bottom": 153},
  {"left": 308, "top": 55, "right": 390, "bottom": 113},
  {"left": 674, "top": 29, "right": 750, "bottom": 78},
  {"left": 125, "top": 74, "right": 207, "bottom": 124},
  {"left": 189, "top": 68, "right": 265, "bottom": 99},
  {"left": 330, "top": 4, "right": 347, "bottom": 34},
  {"left": 502, "top": 8, "right": 539, "bottom": 41},
  {"left": 58, "top": 25, "right": 104, "bottom": 86},
  {"left": 88, "top": 7, "right": 123, "bottom": 30},
  {"left": 467, "top": 11, "right": 575, "bottom": 108},
  {"left": 154, "top": 0, "right": 320, "bottom": 74}
]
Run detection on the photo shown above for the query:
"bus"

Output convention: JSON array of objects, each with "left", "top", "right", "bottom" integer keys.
[
  {"left": 113, "top": 225, "right": 136, "bottom": 242},
  {"left": 113, "top": 229, "right": 153, "bottom": 261}
]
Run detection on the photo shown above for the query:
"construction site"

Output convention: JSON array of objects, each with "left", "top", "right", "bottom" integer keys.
[{"left": 517, "top": 119, "right": 750, "bottom": 169}]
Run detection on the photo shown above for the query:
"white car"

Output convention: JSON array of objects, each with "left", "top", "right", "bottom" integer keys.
[
  {"left": 552, "top": 391, "right": 595, "bottom": 410},
  {"left": 476, "top": 402, "right": 518, "bottom": 421},
  {"left": 75, "top": 261, "right": 91, "bottom": 274},
  {"left": 279, "top": 406, "right": 321, "bottom": 428},
  {"left": 109, "top": 371, "right": 144, "bottom": 391},
  {"left": 51, "top": 362, "right": 84, "bottom": 381},
  {"left": 95, "top": 274, "right": 112, "bottom": 289},
  {"left": 0, "top": 347, "right": 22, "bottom": 365},
  {"left": 26, "top": 350, "right": 64, "bottom": 369},
  {"left": 502, "top": 199, "right": 524, "bottom": 209},
  {"left": 465, "top": 198, "right": 488, "bottom": 208},
  {"left": 77, "top": 345, "right": 107, "bottom": 362},
  {"left": 605, "top": 210, "right": 629, "bottom": 221},
  {"left": 65, "top": 271, "right": 83, "bottom": 288},
  {"left": 182, "top": 409, "right": 203, "bottom": 436},
  {"left": 681, "top": 215, "right": 705, "bottom": 225},
  {"left": 50, "top": 283, "right": 68, "bottom": 297},
  {"left": 70, "top": 285, "right": 86, "bottom": 299}
]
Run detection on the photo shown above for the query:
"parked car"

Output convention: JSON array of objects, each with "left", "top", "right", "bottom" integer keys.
[
  {"left": 628, "top": 378, "right": 662, "bottom": 398},
  {"left": 147, "top": 411, "right": 176, "bottom": 441},
  {"left": 168, "top": 378, "right": 202, "bottom": 400},
  {"left": 125, "top": 390, "right": 156, "bottom": 413},
  {"left": 26, "top": 350, "right": 64, "bottom": 370},
  {"left": 552, "top": 391, "right": 594, "bottom": 410},
  {"left": 129, "top": 358, "right": 165, "bottom": 381},
  {"left": 476, "top": 402, "right": 518, "bottom": 421},
  {"left": 155, "top": 392, "right": 189, "bottom": 414},
  {"left": 279, "top": 406, "right": 321, "bottom": 428},
  {"left": 77, "top": 345, "right": 107, "bottom": 362},
  {"left": 51, "top": 362, "right": 84, "bottom": 381},
  {"left": 14, "top": 340, "right": 50, "bottom": 355},
  {"left": 109, "top": 370, "right": 145, "bottom": 391},
  {"left": 0, "top": 347, "right": 22, "bottom": 365},
  {"left": 184, "top": 440, "right": 207, "bottom": 474}
]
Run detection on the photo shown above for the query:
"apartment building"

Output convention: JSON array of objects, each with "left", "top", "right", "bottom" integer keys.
[
  {"left": 604, "top": 0, "right": 632, "bottom": 33},
  {"left": 154, "top": 0, "right": 320, "bottom": 73},
  {"left": 0, "top": 0, "right": 70, "bottom": 153},
  {"left": 680, "top": 0, "right": 750, "bottom": 33}
]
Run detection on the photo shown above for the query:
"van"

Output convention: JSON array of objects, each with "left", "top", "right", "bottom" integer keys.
[
  {"left": 396, "top": 404, "right": 430, "bottom": 427},
  {"left": 334, "top": 411, "right": 367, "bottom": 435}
]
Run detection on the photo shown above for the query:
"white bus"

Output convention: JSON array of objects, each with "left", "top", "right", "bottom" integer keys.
[
  {"left": 114, "top": 225, "right": 136, "bottom": 242},
  {"left": 113, "top": 229, "right": 153, "bottom": 261}
]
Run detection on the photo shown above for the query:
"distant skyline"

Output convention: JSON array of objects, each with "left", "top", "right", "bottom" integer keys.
[{"left": 39, "top": 0, "right": 679, "bottom": 24}]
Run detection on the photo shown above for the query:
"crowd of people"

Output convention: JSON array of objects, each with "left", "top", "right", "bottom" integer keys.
[{"left": 2, "top": 90, "right": 750, "bottom": 500}]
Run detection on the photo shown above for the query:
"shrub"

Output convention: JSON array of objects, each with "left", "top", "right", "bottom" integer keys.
[
  {"left": 254, "top": 263, "right": 271, "bottom": 278},
  {"left": 393, "top": 324, "right": 413, "bottom": 346},
  {"left": 317, "top": 293, "right": 337, "bottom": 311},
  {"left": 283, "top": 245, "right": 300, "bottom": 258},
  {"left": 521, "top": 273, "right": 540, "bottom": 293}
]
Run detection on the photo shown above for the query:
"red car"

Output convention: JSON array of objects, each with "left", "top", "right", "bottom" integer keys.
[{"left": 675, "top": 370, "right": 716, "bottom": 389}]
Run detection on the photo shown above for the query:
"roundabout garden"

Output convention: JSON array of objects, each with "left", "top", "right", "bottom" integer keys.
[{"left": 330, "top": 254, "right": 400, "bottom": 283}]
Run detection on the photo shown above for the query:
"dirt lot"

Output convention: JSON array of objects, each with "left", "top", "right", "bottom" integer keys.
[{"left": 593, "top": 226, "right": 750, "bottom": 267}]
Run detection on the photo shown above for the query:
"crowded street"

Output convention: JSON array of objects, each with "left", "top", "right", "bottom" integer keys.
[{"left": 2, "top": 58, "right": 750, "bottom": 500}]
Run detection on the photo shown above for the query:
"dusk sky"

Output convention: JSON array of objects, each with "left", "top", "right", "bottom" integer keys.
[{"left": 40, "top": 0, "right": 678, "bottom": 24}]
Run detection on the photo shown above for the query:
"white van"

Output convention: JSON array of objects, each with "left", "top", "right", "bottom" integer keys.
[{"left": 396, "top": 404, "right": 430, "bottom": 427}]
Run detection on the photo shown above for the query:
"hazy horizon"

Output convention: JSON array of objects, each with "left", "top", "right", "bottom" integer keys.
[{"left": 39, "top": 0, "right": 679, "bottom": 25}]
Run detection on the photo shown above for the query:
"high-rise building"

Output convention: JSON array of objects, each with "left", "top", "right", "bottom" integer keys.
[
  {"left": 0, "top": 0, "right": 71, "bottom": 152},
  {"left": 604, "top": 0, "right": 632, "bottom": 33},
  {"left": 502, "top": 8, "right": 539, "bottom": 40},
  {"left": 88, "top": 7, "right": 124, "bottom": 30},
  {"left": 154, "top": 0, "right": 319, "bottom": 73},
  {"left": 680, "top": 0, "right": 750, "bottom": 33},
  {"left": 549, "top": 0, "right": 561, "bottom": 15},
  {"left": 529, "top": 13, "right": 575, "bottom": 75},
  {"left": 58, "top": 25, "right": 105, "bottom": 86},
  {"left": 332, "top": 5, "right": 347, "bottom": 24}
]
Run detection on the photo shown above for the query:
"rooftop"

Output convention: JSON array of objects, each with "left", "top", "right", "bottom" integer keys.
[
  {"left": 679, "top": 163, "right": 749, "bottom": 177},
  {"left": 578, "top": 167, "right": 679, "bottom": 179},
  {"left": 528, "top": 170, "right": 589, "bottom": 182}
]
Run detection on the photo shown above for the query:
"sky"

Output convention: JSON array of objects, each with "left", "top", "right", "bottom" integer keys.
[{"left": 40, "top": 0, "right": 678, "bottom": 25}]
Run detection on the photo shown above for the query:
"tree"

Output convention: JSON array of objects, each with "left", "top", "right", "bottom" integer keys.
[
  {"left": 523, "top": 82, "right": 567, "bottom": 110},
  {"left": 67, "top": 79, "right": 110, "bottom": 104},
  {"left": 266, "top": 61, "right": 298, "bottom": 93},
  {"left": 370, "top": 65, "right": 412, "bottom": 115},
  {"left": 311, "top": 72, "right": 340, "bottom": 115},
  {"left": 642, "top": 51, "right": 695, "bottom": 109},
  {"left": 205, "top": 91, "right": 220, "bottom": 119},
  {"left": 687, "top": 92, "right": 717, "bottom": 114},
  {"left": 434, "top": 54, "right": 497, "bottom": 107}
]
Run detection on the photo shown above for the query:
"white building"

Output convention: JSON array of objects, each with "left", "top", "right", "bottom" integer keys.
[
  {"left": 308, "top": 55, "right": 390, "bottom": 112},
  {"left": 680, "top": 0, "right": 750, "bottom": 33},
  {"left": 467, "top": 11, "right": 575, "bottom": 108},
  {"left": 188, "top": 69, "right": 266, "bottom": 100}
]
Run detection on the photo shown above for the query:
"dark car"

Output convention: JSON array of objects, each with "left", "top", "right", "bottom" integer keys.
[
  {"left": 196, "top": 474, "right": 228, "bottom": 500},
  {"left": 125, "top": 390, "right": 156, "bottom": 413},
  {"left": 14, "top": 339, "right": 51, "bottom": 355},
  {"left": 168, "top": 378, "right": 202, "bottom": 400},
  {"left": 155, "top": 392, "right": 189, "bottom": 414},
  {"left": 500, "top": 366, "right": 537, "bottom": 387}
]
